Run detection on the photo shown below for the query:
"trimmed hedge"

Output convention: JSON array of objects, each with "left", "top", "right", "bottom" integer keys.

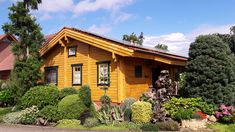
[
  {"left": 39, "top": 105, "right": 61, "bottom": 122},
  {"left": 59, "top": 87, "right": 78, "bottom": 99},
  {"left": 20, "top": 85, "right": 60, "bottom": 109},
  {"left": 58, "top": 94, "right": 88, "bottom": 119},
  {"left": 78, "top": 85, "right": 91, "bottom": 107},
  {"left": 131, "top": 101, "right": 152, "bottom": 123}
]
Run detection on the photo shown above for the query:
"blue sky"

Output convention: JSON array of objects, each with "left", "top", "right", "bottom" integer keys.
[{"left": 0, "top": 0, "right": 235, "bottom": 56}]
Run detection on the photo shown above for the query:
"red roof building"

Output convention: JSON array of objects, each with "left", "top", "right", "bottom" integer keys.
[{"left": 0, "top": 34, "right": 16, "bottom": 80}]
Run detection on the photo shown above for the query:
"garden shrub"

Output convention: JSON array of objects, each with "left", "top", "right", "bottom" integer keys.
[
  {"left": 172, "top": 108, "right": 193, "bottom": 122},
  {"left": 185, "top": 35, "right": 235, "bottom": 106},
  {"left": 100, "top": 95, "right": 111, "bottom": 112},
  {"left": 124, "top": 108, "right": 132, "bottom": 121},
  {"left": 156, "top": 120, "right": 180, "bottom": 131},
  {"left": 79, "top": 110, "right": 93, "bottom": 125},
  {"left": 58, "top": 94, "right": 88, "bottom": 119},
  {"left": 20, "top": 106, "right": 39, "bottom": 124},
  {"left": 124, "top": 122, "right": 142, "bottom": 131},
  {"left": 122, "top": 97, "right": 136, "bottom": 110},
  {"left": 3, "top": 111, "right": 24, "bottom": 124},
  {"left": 131, "top": 101, "right": 152, "bottom": 123},
  {"left": 164, "top": 97, "right": 216, "bottom": 117},
  {"left": 57, "top": 119, "right": 81, "bottom": 127},
  {"left": 20, "top": 85, "right": 60, "bottom": 109},
  {"left": 0, "top": 89, "right": 14, "bottom": 106},
  {"left": 59, "top": 87, "right": 78, "bottom": 99},
  {"left": 79, "top": 85, "right": 92, "bottom": 107},
  {"left": 140, "top": 123, "right": 158, "bottom": 131},
  {"left": 39, "top": 105, "right": 61, "bottom": 122},
  {"left": 83, "top": 117, "right": 100, "bottom": 128}
]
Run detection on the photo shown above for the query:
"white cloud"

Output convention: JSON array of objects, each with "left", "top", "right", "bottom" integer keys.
[
  {"left": 144, "top": 24, "right": 235, "bottom": 57},
  {"left": 39, "top": 13, "right": 51, "bottom": 21},
  {"left": 88, "top": 24, "right": 112, "bottom": 35},
  {"left": 145, "top": 16, "right": 152, "bottom": 21},
  {"left": 114, "top": 12, "right": 132, "bottom": 24}
]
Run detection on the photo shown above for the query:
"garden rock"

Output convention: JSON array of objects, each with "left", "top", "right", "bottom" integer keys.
[
  {"left": 207, "top": 115, "right": 217, "bottom": 122},
  {"left": 181, "top": 119, "right": 207, "bottom": 131}
]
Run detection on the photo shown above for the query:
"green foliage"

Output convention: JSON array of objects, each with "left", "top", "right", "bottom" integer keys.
[
  {"left": 220, "top": 115, "right": 235, "bottom": 124},
  {"left": 59, "top": 87, "right": 78, "bottom": 99},
  {"left": 2, "top": 1, "right": 44, "bottom": 103},
  {"left": 3, "top": 111, "right": 24, "bottom": 124},
  {"left": 58, "top": 94, "right": 88, "bottom": 119},
  {"left": 0, "top": 107, "right": 13, "bottom": 122},
  {"left": 39, "top": 105, "right": 60, "bottom": 122},
  {"left": 122, "top": 97, "right": 136, "bottom": 110},
  {"left": 172, "top": 108, "right": 193, "bottom": 122},
  {"left": 156, "top": 120, "right": 180, "bottom": 131},
  {"left": 20, "top": 106, "right": 39, "bottom": 124},
  {"left": 79, "top": 85, "right": 92, "bottom": 107},
  {"left": 122, "top": 32, "right": 144, "bottom": 45},
  {"left": 164, "top": 97, "right": 217, "bottom": 117},
  {"left": 155, "top": 43, "right": 168, "bottom": 51},
  {"left": 0, "top": 89, "right": 14, "bottom": 105},
  {"left": 97, "top": 105, "right": 124, "bottom": 124},
  {"left": 140, "top": 123, "right": 158, "bottom": 131},
  {"left": 100, "top": 95, "right": 111, "bottom": 112},
  {"left": 207, "top": 122, "right": 235, "bottom": 132},
  {"left": 124, "top": 108, "right": 132, "bottom": 121},
  {"left": 57, "top": 119, "right": 81, "bottom": 127},
  {"left": 131, "top": 101, "right": 152, "bottom": 123},
  {"left": 83, "top": 117, "right": 100, "bottom": 128},
  {"left": 79, "top": 110, "right": 93, "bottom": 125},
  {"left": 123, "top": 122, "right": 142, "bottom": 131},
  {"left": 20, "top": 85, "right": 60, "bottom": 109},
  {"left": 185, "top": 35, "right": 235, "bottom": 105}
]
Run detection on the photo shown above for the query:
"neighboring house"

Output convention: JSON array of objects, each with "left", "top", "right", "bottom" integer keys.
[
  {"left": 40, "top": 27, "right": 187, "bottom": 102},
  {"left": 0, "top": 34, "right": 16, "bottom": 80}
]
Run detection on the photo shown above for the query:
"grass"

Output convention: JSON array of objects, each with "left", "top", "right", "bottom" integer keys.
[
  {"left": 207, "top": 123, "right": 235, "bottom": 132},
  {"left": 57, "top": 123, "right": 128, "bottom": 131},
  {"left": 0, "top": 107, "right": 12, "bottom": 123}
]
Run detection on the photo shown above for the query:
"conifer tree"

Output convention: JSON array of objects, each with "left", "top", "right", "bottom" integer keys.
[
  {"left": 2, "top": 1, "right": 44, "bottom": 102},
  {"left": 185, "top": 35, "right": 235, "bottom": 105}
]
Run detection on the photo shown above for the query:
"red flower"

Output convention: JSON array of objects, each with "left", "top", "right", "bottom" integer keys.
[{"left": 195, "top": 111, "right": 207, "bottom": 119}]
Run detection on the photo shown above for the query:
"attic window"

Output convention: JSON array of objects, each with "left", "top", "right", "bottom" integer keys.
[{"left": 68, "top": 46, "right": 77, "bottom": 57}]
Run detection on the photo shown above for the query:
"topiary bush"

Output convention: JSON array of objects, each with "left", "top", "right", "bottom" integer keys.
[
  {"left": 79, "top": 85, "right": 92, "bottom": 107},
  {"left": 20, "top": 85, "right": 60, "bottom": 109},
  {"left": 39, "top": 105, "right": 61, "bottom": 122},
  {"left": 20, "top": 106, "right": 39, "bottom": 124},
  {"left": 100, "top": 95, "right": 111, "bottom": 112},
  {"left": 164, "top": 97, "right": 217, "bottom": 117},
  {"left": 131, "top": 101, "right": 152, "bottom": 123},
  {"left": 156, "top": 120, "right": 180, "bottom": 131},
  {"left": 83, "top": 117, "right": 100, "bottom": 128},
  {"left": 140, "top": 123, "right": 158, "bottom": 132},
  {"left": 0, "top": 89, "right": 14, "bottom": 106},
  {"left": 58, "top": 94, "right": 88, "bottom": 119},
  {"left": 59, "top": 87, "right": 78, "bottom": 99}
]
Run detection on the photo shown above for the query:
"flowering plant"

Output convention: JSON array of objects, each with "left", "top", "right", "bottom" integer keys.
[
  {"left": 20, "top": 106, "right": 39, "bottom": 124},
  {"left": 193, "top": 111, "right": 207, "bottom": 120},
  {"left": 215, "top": 104, "right": 234, "bottom": 123}
]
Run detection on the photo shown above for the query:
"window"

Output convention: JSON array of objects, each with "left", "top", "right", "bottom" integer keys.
[
  {"left": 68, "top": 46, "right": 77, "bottom": 57},
  {"left": 71, "top": 64, "right": 82, "bottom": 85},
  {"left": 45, "top": 66, "right": 58, "bottom": 85},
  {"left": 135, "top": 65, "right": 142, "bottom": 78},
  {"left": 96, "top": 61, "right": 110, "bottom": 86}
]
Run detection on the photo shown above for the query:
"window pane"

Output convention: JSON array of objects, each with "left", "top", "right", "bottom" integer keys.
[
  {"left": 135, "top": 65, "right": 142, "bottom": 78},
  {"left": 73, "top": 66, "right": 81, "bottom": 84},
  {"left": 45, "top": 68, "right": 57, "bottom": 84},
  {"left": 68, "top": 47, "right": 76, "bottom": 56},
  {"left": 98, "top": 63, "right": 109, "bottom": 85}
]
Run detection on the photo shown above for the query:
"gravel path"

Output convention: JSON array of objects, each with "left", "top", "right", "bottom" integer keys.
[{"left": 0, "top": 124, "right": 87, "bottom": 132}]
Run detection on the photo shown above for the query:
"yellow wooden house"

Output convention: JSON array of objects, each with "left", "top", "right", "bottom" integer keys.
[{"left": 40, "top": 27, "right": 187, "bottom": 103}]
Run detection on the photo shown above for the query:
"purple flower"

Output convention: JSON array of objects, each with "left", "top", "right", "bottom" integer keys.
[
  {"left": 220, "top": 104, "right": 227, "bottom": 110},
  {"left": 222, "top": 110, "right": 231, "bottom": 116},
  {"left": 215, "top": 111, "right": 222, "bottom": 118}
]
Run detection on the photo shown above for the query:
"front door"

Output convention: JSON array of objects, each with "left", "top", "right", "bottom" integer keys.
[{"left": 152, "top": 67, "right": 161, "bottom": 88}]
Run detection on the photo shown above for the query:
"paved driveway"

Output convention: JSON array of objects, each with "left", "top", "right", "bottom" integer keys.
[{"left": 0, "top": 124, "right": 86, "bottom": 132}]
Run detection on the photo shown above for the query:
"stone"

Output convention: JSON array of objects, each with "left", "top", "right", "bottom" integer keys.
[
  {"left": 181, "top": 119, "right": 207, "bottom": 131},
  {"left": 208, "top": 115, "right": 217, "bottom": 122}
]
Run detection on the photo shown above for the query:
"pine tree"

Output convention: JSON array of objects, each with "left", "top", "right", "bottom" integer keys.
[
  {"left": 185, "top": 35, "right": 235, "bottom": 105},
  {"left": 2, "top": 1, "right": 44, "bottom": 103}
]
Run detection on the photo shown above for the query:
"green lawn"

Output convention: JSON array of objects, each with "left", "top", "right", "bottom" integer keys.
[
  {"left": 57, "top": 124, "right": 128, "bottom": 131},
  {"left": 0, "top": 107, "right": 12, "bottom": 123},
  {"left": 207, "top": 123, "right": 235, "bottom": 132}
]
